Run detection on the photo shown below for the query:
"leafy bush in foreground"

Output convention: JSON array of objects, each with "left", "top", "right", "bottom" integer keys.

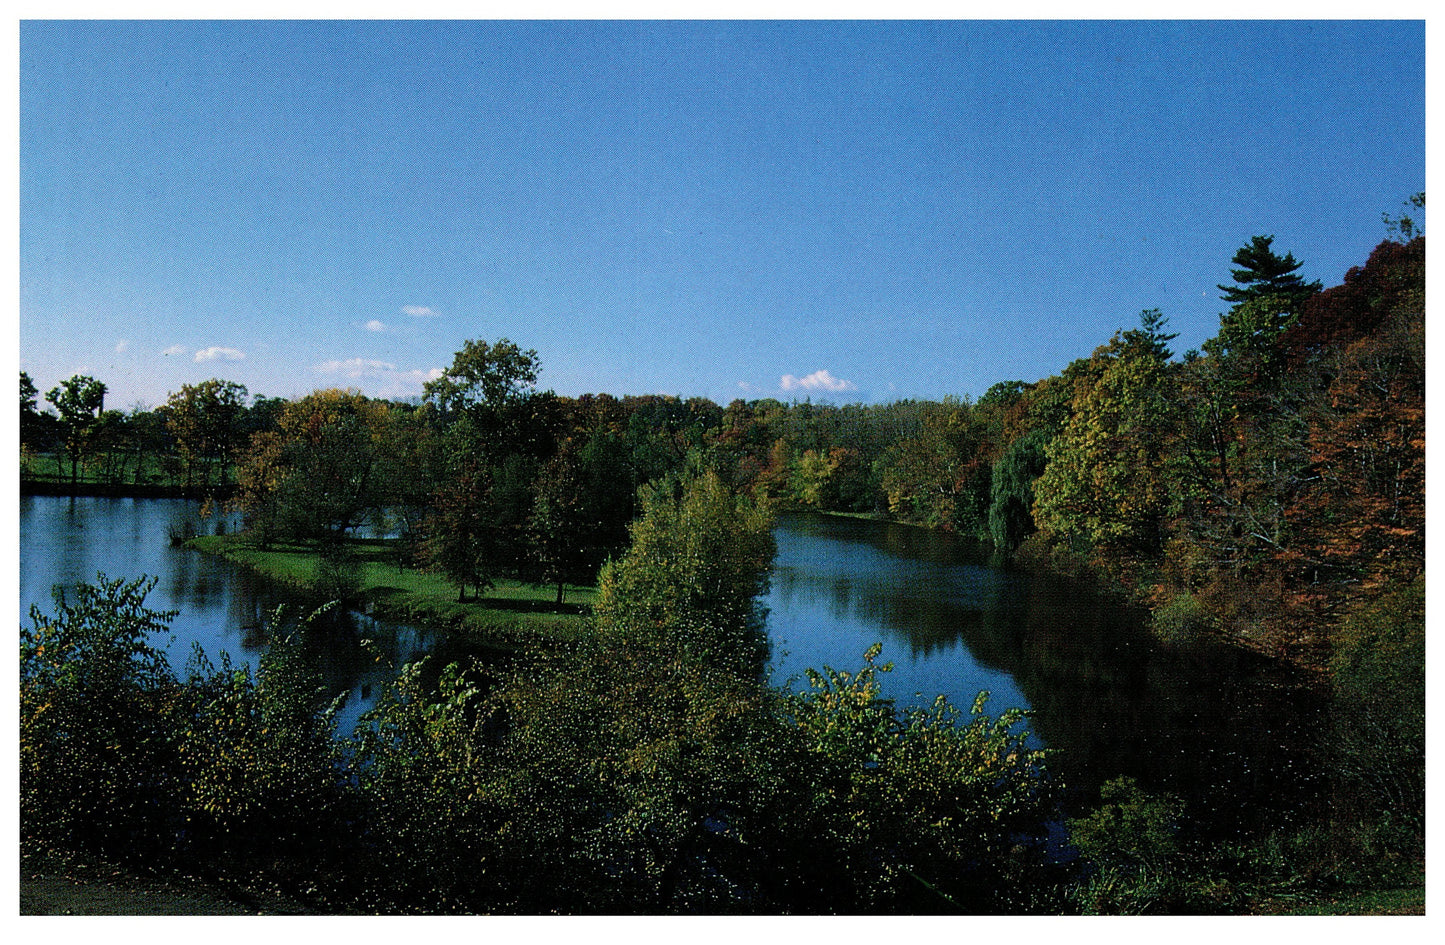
[{"left": 22, "top": 573, "right": 1057, "bottom": 913}]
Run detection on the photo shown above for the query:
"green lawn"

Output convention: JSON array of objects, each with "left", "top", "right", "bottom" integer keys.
[{"left": 187, "top": 534, "right": 596, "bottom": 648}]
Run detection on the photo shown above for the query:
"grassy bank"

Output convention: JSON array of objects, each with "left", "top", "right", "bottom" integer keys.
[{"left": 187, "top": 533, "right": 596, "bottom": 649}]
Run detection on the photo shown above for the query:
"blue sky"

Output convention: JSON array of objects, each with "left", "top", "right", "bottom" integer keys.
[{"left": 18, "top": 18, "right": 1426, "bottom": 410}]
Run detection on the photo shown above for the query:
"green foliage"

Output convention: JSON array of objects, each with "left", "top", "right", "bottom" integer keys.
[
  {"left": 234, "top": 390, "right": 398, "bottom": 546},
  {"left": 782, "top": 644, "right": 1057, "bottom": 911},
  {"left": 176, "top": 615, "right": 348, "bottom": 859},
  {"left": 1033, "top": 320, "right": 1177, "bottom": 564},
  {"left": 1226, "top": 817, "right": 1422, "bottom": 900},
  {"left": 595, "top": 468, "right": 776, "bottom": 675},
  {"left": 20, "top": 575, "right": 180, "bottom": 856},
  {"left": 1328, "top": 577, "right": 1424, "bottom": 828},
  {"left": 21, "top": 368, "right": 38, "bottom": 414},
  {"left": 160, "top": 379, "right": 250, "bottom": 491},
  {"left": 348, "top": 659, "right": 509, "bottom": 910},
  {"left": 420, "top": 459, "right": 498, "bottom": 601},
  {"left": 1217, "top": 235, "right": 1321, "bottom": 312},
  {"left": 526, "top": 448, "right": 590, "bottom": 603},
  {"left": 347, "top": 639, "right": 1056, "bottom": 913},
  {"left": 21, "top": 576, "right": 356, "bottom": 881},
  {"left": 877, "top": 398, "right": 996, "bottom": 536},
  {"left": 45, "top": 374, "right": 109, "bottom": 485},
  {"left": 988, "top": 428, "right": 1051, "bottom": 550},
  {"left": 1203, "top": 294, "right": 1299, "bottom": 368},
  {"left": 423, "top": 337, "right": 539, "bottom": 414},
  {"left": 20, "top": 370, "right": 46, "bottom": 450},
  {"left": 1150, "top": 592, "right": 1214, "bottom": 644},
  {"left": 1070, "top": 776, "right": 1185, "bottom": 872},
  {"left": 1067, "top": 776, "right": 1197, "bottom": 914}
]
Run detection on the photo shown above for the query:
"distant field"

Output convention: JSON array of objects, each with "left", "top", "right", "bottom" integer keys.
[{"left": 22, "top": 451, "right": 232, "bottom": 495}]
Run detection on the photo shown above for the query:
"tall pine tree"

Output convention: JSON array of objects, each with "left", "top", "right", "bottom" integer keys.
[{"left": 1217, "top": 235, "right": 1322, "bottom": 310}]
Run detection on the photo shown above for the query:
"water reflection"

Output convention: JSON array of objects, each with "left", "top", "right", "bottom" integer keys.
[
  {"left": 766, "top": 513, "right": 1035, "bottom": 722},
  {"left": 766, "top": 513, "right": 1328, "bottom": 840},
  {"left": 18, "top": 495, "right": 438, "bottom": 736}
]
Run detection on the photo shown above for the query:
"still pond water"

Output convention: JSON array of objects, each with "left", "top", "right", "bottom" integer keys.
[
  {"left": 18, "top": 495, "right": 438, "bottom": 735},
  {"left": 19, "top": 496, "right": 1326, "bottom": 838}
]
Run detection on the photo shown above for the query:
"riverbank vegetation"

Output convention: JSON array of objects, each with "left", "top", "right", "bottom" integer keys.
[{"left": 19, "top": 216, "right": 1425, "bottom": 912}]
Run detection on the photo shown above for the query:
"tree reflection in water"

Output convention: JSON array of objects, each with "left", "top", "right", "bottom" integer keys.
[{"left": 766, "top": 512, "right": 1328, "bottom": 842}]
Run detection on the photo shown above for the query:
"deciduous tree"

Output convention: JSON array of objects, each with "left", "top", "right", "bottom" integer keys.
[
  {"left": 45, "top": 374, "right": 108, "bottom": 487},
  {"left": 233, "top": 389, "right": 393, "bottom": 546},
  {"left": 594, "top": 468, "right": 775, "bottom": 676},
  {"left": 160, "top": 379, "right": 249, "bottom": 491},
  {"left": 1033, "top": 315, "right": 1178, "bottom": 567},
  {"left": 420, "top": 458, "right": 497, "bottom": 602}
]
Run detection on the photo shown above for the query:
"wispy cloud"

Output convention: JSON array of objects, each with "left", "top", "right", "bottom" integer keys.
[
  {"left": 780, "top": 369, "right": 856, "bottom": 394},
  {"left": 162, "top": 344, "right": 189, "bottom": 357},
  {"left": 365, "top": 319, "right": 387, "bottom": 332},
  {"left": 195, "top": 346, "right": 245, "bottom": 363},
  {"left": 402, "top": 305, "right": 439, "bottom": 317},
  {"left": 115, "top": 340, "right": 130, "bottom": 354},
  {"left": 316, "top": 357, "right": 397, "bottom": 377},
  {"left": 315, "top": 358, "right": 445, "bottom": 398}
]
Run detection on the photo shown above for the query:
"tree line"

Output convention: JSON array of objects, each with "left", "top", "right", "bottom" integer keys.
[{"left": 23, "top": 221, "right": 1425, "bottom": 669}]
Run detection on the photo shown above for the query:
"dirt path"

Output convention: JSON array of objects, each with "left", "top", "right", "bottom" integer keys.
[{"left": 19, "top": 854, "right": 316, "bottom": 916}]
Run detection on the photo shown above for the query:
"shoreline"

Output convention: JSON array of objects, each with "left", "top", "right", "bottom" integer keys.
[
  {"left": 21, "top": 477, "right": 235, "bottom": 501},
  {"left": 185, "top": 532, "right": 594, "bottom": 652}
]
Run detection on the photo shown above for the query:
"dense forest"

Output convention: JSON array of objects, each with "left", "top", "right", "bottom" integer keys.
[{"left": 19, "top": 221, "right": 1425, "bottom": 913}]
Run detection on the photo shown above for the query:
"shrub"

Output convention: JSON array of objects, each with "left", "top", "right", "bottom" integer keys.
[
  {"left": 1151, "top": 592, "right": 1214, "bottom": 644},
  {"left": 20, "top": 575, "right": 184, "bottom": 858},
  {"left": 1067, "top": 776, "right": 1198, "bottom": 914},
  {"left": 176, "top": 613, "right": 350, "bottom": 863},
  {"left": 1328, "top": 578, "right": 1424, "bottom": 830}
]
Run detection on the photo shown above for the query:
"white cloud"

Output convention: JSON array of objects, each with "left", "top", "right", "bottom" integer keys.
[
  {"left": 314, "top": 359, "right": 443, "bottom": 398},
  {"left": 316, "top": 357, "right": 398, "bottom": 378},
  {"left": 402, "top": 305, "right": 439, "bottom": 317},
  {"left": 365, "top": 319, "right": 387, "bottom": 332},
  {"left": 162, "top": 344, "right": 188, "bottom": 357},
  {"left": 780, "top": 369, "right": 856, "bottom": 393},
  {"left": 115, "top": 340, "right": 130, "bottom": 354},
  {"left": 195, "top": 346, "right": 245, "bottom": 362}
]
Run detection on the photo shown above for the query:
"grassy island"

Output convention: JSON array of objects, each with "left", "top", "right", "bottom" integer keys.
[{"left": 186, "top": 533, "right": 597, "bottom": 648}]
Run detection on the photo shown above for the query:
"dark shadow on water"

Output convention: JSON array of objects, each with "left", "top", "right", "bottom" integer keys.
[{"left": 768, "top": 512, "right": 1331, "bottom": 846}]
